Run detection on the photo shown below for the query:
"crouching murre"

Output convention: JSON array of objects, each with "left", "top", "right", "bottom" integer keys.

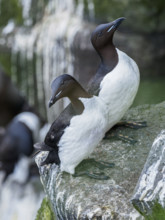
[{"left": 35, "top": 74, "right": 109, "bottom": 175}]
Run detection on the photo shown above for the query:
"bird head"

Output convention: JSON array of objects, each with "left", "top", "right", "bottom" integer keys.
[
  {"left": 48, "top": 74, "right": 77, "bottom": 108},
  {"left": 91, "top": 17, "right": 125, "bottom": 51}
]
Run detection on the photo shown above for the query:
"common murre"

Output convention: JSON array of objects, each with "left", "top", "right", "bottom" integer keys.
[
  {"left": 88, "top": 17, "right": 140, "bottom": 132},
  {"left": 35, "top": 74, "right": 109, "bottom": 175},
  {"left": 35, "top": 18, "right": 141, "bottom": 175},
  {"left": 0, "top": 112, "right": 40, "bottom": 179}
]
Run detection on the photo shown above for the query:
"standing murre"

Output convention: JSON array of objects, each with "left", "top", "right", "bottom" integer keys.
[
  {"left": 35, "top": 74, "right": 109, "bottom": 175},
  {"left": 88, "top": 17, "right": 140, "bottom": 130}
]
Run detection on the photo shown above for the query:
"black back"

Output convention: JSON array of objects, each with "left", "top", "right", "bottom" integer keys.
[{"left": 0, "top": 120, "right": 34, "bottom": 179}]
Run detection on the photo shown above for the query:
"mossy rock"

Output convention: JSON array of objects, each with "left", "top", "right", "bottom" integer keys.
[
  {"left": 36, "top": 197, "right": 56, "bottom": 220},
  {"left": 134, "top": 201, "right": 165, "bottom": 220}
]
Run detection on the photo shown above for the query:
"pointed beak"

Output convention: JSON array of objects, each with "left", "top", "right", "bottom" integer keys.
[
  {"left": 48, "top": 97, "right": 56, "bottom": 108},
  {"left": 107, "top": 17, "right": 125, "bottom": 32},
  {"left": 48, "top": 99, "right": 53, "bottom": 108},
  {"left": 48, "top": 90, "right": 62, "bottom": 108}
]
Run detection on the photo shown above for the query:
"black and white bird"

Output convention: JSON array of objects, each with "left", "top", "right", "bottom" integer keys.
[
  {"left": 35, "top": 74, "right": 109, "bottom": 174},
  {"left": 88, "top": 17, "right": 140, "bottom": 130},
  {"left": 35, "top": 17, "right": 140, "bottom": 174},
  {"left": 0, "top": 112, "right": 40, "bottom": 179}
]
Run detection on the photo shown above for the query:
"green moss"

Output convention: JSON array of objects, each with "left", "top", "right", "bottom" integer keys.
[
  {"left": 149, "top": 202, "right": 165, "bottom": 220},
  {"left": 145, "top": 202, "right": 165, "bottom": 220},
  {"left": 133, "top": 200, "right": 165, "bottom": 220},
  {"left": 0, "top": 0, "right": 23, "bottom": 27},
  {"left": 35, "top": 197, "right": 56, "bottom": 220}
]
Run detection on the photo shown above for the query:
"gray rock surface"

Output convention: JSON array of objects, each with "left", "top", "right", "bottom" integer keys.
[
  {"left": 36, "top": 101, "right": 165, "bottom": 220},
  {"left": 132, "top": 130, "right": 165, "bottom": 219}
]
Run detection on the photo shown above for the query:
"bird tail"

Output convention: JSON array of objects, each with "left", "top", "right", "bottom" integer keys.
[{"left": 32, "top": 142, "right": 54, "bottom": 158}]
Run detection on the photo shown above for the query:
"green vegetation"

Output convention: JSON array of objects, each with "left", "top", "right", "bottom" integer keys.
[
  {"left": 0, "top": 0, "right": 23, "bottom": 27},
  {"left": 134, "top": 201, "right": 165, "bottom": 220},
  {"left": 74, "top": 0, "right": 165, "bottom": 32},
  {"left": 35, "top": 197, "right": 56, "bottom": 220},
  {"left": 92, "top": 0, "right": 165, "bottom": 33},
  {"left": 133, "top": 77, "right": 165, "bottom": 106},
  {"left": 0, "top": 0, "right": 48, "bottom": 27}
]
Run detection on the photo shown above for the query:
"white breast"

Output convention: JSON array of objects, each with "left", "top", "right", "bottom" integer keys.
[
  {"left": 14, "top": 112, "right": 41, "bottom": 142},
  {"left": 58, "top": 49, "right": 140, "bottom": 175},
  {"left": 58, "top": 96, "right": 108, "bottom": 174},
  {"left": 99, "top": 49, "right": 140, "bottom": 130}
]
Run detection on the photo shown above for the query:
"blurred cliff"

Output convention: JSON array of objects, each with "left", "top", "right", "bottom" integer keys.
[
  {"left": 0, "top": 67, "right": 25, "bottom": 126},
  {"left": 0, "top": 0, "right": 165, "bottom": 122},
  {"left": 0, "top": 2, "right": 164, "bottom": 219}
]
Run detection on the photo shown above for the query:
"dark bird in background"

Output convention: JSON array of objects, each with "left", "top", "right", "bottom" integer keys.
[{"left": 0, "top": 112, "right": 41, "bottom": 181}]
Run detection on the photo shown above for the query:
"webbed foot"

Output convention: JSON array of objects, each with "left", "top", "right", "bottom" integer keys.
[
  {"left": 72, "top": 158, "right": 115, "bottom": 180},
  {"left": 104, "top": 120, "right": 147, "bottom": 143},
  {"left": 88, "top": 158, "right": 115, "bottom": 169},
  {"left": 116, "top": 133, "right": 137, "bottom": 144},
  {"left": 104, "top": 132, "right": 137, "bottom": 144},
  {"left": 116, "top": 121, "right": 147, "bottom": 129}
]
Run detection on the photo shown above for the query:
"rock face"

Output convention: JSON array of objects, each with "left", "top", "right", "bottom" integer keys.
[
  {"left": 132, "top": 130, "right": 165, "bottom": 219},
  {"left": 35, "top": 101, "right": 165, "bottom": 220}
]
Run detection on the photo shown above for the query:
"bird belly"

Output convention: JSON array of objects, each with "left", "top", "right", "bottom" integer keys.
[
  {"left": 99, "top": 49, "right": 140, "bottom": 130},
  {"left": 58, "top": 98, "right": 107, "bottom": 174}
]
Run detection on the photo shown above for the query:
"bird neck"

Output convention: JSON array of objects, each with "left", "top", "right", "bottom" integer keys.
[
  {"left": 68, "top": 85, "right": 92, "bottom": 114},
  {"left": 98, "top": 44, "right": 118, "bottom": 71}
]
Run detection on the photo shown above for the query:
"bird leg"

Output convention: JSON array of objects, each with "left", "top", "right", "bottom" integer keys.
[
  {"left": 88, "top": 158, "right": 115, "bottom": 169},
  {"left": 104, "top": 121, "right": 147, "bottom": 144},
  {"left": 115, "top": 120, "right": 147, "bottom": 129},
  {"left": 104, "top": 132, "right": 137, "bottom": 144}
]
